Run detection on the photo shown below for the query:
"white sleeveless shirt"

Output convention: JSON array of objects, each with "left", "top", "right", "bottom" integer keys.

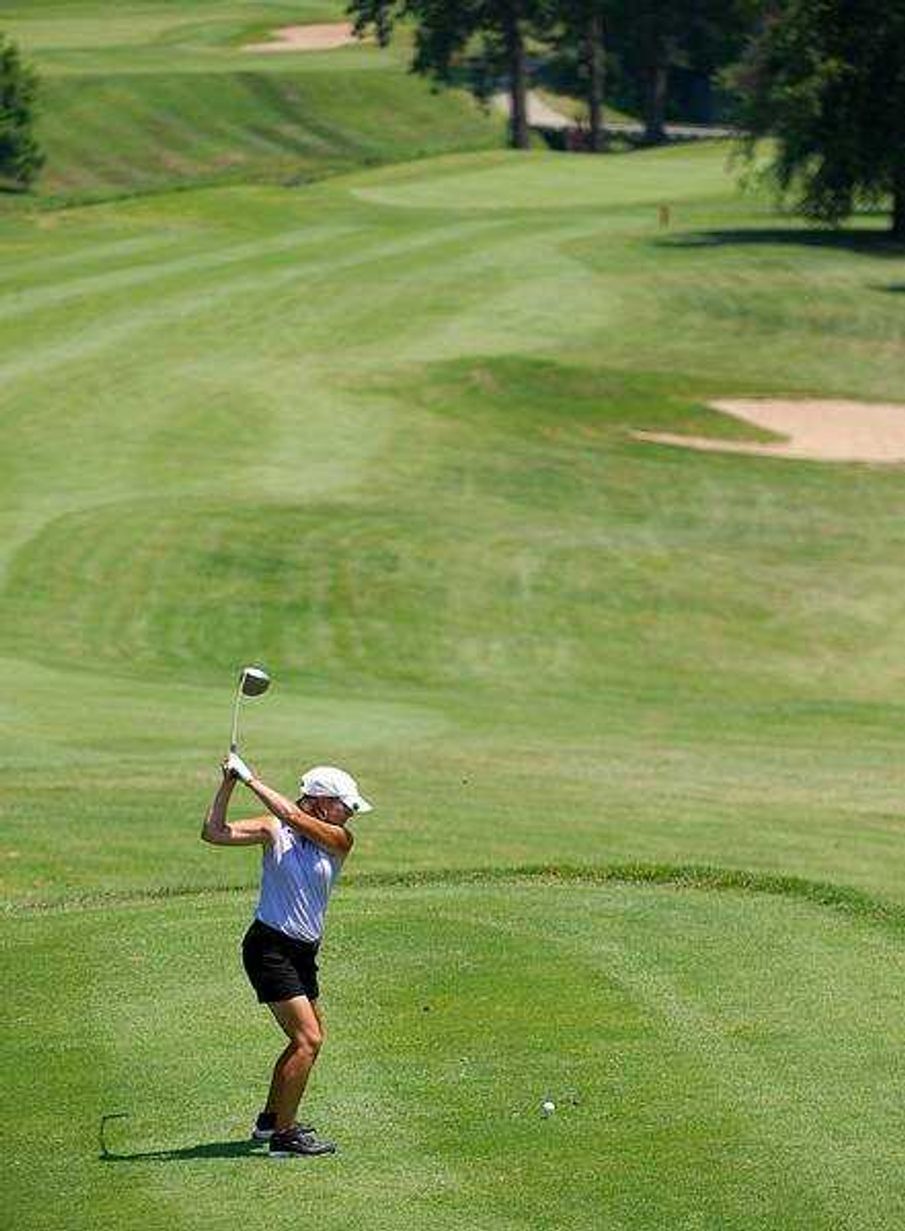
[{"left": 254, "top": 823, "right": 342, "bottom": 943}]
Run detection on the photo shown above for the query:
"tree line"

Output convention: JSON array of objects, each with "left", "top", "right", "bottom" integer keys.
[
  {"left": 351, "top": 0, "right": 762, "bottom": 151},
  {"left": 349, "top": 0, "right": 905, "bottom": 237}
]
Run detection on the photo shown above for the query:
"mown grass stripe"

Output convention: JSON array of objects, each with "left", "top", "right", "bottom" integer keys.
[{"left": 0, "top": 212, "right": 509, "bottom": 386}]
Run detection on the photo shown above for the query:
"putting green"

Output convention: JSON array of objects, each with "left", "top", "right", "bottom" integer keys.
[
  {"left": 6, "top": 880, "right": 905, "bottom": 1229},
  {"left": 350, "top": 143, "right": 736, "bottom": 212}
]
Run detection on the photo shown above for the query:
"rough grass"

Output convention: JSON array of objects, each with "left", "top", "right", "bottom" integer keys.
[{"left": 27, "top": 69, "right": 502, "bottom": 201}]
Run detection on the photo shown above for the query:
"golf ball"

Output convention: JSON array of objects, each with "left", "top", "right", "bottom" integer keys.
[{"left": 542, "top": 1100, "right": 555, "bottom": 1115}]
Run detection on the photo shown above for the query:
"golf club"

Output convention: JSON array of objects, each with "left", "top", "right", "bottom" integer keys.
[{"left": 229, "top": 665, "right": 271, "bottom": 752}]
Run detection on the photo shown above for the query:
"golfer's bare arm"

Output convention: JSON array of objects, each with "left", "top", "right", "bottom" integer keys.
[
  {"left": 201, "top": 776, "right": 277, "bottom": 846},
  {"left": 245, "top": 776, "right": 353, "bottom": 859}
]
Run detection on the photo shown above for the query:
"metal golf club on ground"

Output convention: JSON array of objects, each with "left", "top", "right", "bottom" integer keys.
[{"left": 229, "top": 665, "right": 271, "bottom": 753}]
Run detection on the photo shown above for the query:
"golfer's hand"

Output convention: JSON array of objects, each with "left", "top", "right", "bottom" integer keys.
[{"left": 223, "top": 751, "right": 254, "bottom": 784}]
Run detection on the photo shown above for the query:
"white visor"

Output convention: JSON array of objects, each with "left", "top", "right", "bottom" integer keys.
[{"left": 299, "top": 765, "right": 373, "bottom": 814}]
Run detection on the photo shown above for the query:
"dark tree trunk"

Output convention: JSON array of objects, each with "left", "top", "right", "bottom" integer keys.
[
  {"left": 585, "top": 11, "right": 606, "bottom": 153},
  {"left": 503, "top": 9, "right": 530, "bottom": 150},
  {"left": 893, "top": 166, "right": 905, "bottom": 239},
  {"left": 643, "top": 61, "right": 668, "bottom": 143},
  {"left": 637, "top": 11, "right": 668, "bottom": 145}
]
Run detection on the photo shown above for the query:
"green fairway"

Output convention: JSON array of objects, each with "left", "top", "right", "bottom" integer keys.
[
  {"left": 3, "top": 3, "right": 905, "bottom": 1225},
  {"left": 2, "top": 145, "right": 904, "bottom": 907}
]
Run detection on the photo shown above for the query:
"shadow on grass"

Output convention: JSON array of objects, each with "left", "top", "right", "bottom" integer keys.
[
  {"left": 100, "top": 1139, "right": 265, "bottom": 1163},
  {"left": 654, "top": 228, "right": 905, "bottom": 257}
]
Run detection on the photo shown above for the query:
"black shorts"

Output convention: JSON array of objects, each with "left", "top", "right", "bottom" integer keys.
[{"left": 241, "top": 919, "right": 320, "bottom": 1004}]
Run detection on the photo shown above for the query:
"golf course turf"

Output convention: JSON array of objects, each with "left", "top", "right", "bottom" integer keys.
[
  {"left": 3, "top": 3, "right": 905, "bottom": 1228},
  {"left": 10, "top": 881, "right": 905, "bottom": 1228}
]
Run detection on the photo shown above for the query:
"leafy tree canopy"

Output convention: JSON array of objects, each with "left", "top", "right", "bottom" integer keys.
[
  {"left": 736, "top": 0, "right": 905, "bottom": 236},
  {"left": 0, "top": 32, "right": 44, "bottom": 190},
  {"left": 349, "top": 0, "right": 549, "bottom": 148}
]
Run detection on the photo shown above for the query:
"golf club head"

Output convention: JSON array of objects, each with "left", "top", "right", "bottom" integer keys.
[{"left": 239, "top": 666, "right": 271, "bottom": 697}]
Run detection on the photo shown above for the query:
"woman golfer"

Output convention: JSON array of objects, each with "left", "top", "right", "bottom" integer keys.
[{"left": 202, "top": 750, "right": 372, "bottom": 1157}]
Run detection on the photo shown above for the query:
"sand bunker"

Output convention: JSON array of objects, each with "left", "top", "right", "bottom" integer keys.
[
  {"left": 634, "top": 399, "right": 905, "bottom": 464},
  {"left": 243, "top": 22, "right": 360, "bottom": 53}
]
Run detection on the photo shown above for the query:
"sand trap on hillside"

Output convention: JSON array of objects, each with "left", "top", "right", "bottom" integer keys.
[
  {"left": 634, "top": 399, "right": 905, "bottom": 464},
  {"left": 242, "top": 23, "right": 360, "bottom": 53}
]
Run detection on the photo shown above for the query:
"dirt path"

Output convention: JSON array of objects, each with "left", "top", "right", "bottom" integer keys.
[
  {"left": 490, "top": 91, "right": 575, "bottom": 130},
  {"left": 634, "top": 400, "right": 905, "bottom": 464},
  {"left": 492, "top": 91, "right": 735, "bottom": 137},
  {"left": 242, "top": 23, "right": 360, "bottom": 53}
]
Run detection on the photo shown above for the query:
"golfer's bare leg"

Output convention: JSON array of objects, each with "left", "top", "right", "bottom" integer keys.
[{"left": 264, "top": 996, "right": 324, "bottom": 1130}]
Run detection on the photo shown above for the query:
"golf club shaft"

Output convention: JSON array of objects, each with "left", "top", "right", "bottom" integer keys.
[{"left": 229, "top": 679, "right": 243, "bottom": 752}]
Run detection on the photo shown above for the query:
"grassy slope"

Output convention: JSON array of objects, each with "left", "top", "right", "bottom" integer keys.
[
  {"left": 3, "top": 11, "right": 905, "bottom": 1225},
  {"left": 2, "top": 0, "right": 503, "bottom": 201},
  {"left": 30, "top": 69, "right": 502, "bottom": 200}
]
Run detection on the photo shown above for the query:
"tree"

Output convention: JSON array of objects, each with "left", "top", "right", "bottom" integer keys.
[
  {"left": 0, "top": 33, "right": 43, "bottom": 190},
  {"left": 544, "top": 0, "right": 610, "bottom": 152},
  {"left": 349, "top": 0, "right": 547, "bottom": 149},
  {"left": 736, "top": 0, "right": 905, "bottom": 237},
  {"left": 609, "top": 0, "right": 761, "bottom": 142}
]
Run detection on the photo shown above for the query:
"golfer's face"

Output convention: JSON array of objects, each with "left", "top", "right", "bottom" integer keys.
[{"left": 316, "top": 797, "right": 354, "bottom": 826}]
